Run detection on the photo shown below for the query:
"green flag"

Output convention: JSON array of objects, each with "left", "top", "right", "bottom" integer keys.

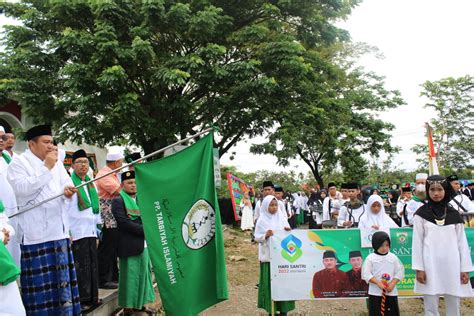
[{"left": 135, "top": 132, "right": 228, "bottom": 315}]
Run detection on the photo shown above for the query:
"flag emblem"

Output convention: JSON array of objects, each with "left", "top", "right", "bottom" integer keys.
[{"left": 182, "top": 199, "right": 216, "bottom": 250}]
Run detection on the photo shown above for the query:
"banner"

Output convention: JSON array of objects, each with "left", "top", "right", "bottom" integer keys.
[
  {"left": 226, "top": 173, "right": 254, "bottom": 221},
  {"left": 270, "top": 228, "right": 474, "bottom": 300},
  {"left": 136, "top": 133, "right": 228, "bottom": 315}
]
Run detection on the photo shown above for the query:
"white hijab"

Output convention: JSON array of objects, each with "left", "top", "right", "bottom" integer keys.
[
  {"left": 359, "top": 195, "right": 398, "bottom": 229},
  {"left": 255, "top": 195, "right": 290, "bottom": 262},
  {"left": 255, "top": 195, "right": 289, "bottom": 236}
]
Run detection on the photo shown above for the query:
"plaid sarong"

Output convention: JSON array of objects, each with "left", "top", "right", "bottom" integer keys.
[{"left": 20, "top": 239, "right": 81, "bottom": 315}]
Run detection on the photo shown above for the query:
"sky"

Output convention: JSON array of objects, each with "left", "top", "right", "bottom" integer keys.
[
  {"left": 1, "top": 0, "right": 473, "bottom": 175},
  {"left": 220, "top": 0, "right": 474, "bottom": 174}
]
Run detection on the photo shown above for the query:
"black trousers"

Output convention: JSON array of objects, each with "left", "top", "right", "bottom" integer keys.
[
  {"left": 97, "top": 227, "right": 119, "bottom": 285},
  {"left": 368, "top": 294, "right": 400, "bottom": 316},
  {"left": 72, "top": 237, "right": 99, "bottom": 304}
]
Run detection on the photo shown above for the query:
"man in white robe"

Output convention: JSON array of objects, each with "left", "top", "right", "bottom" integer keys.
[
  {"left": 7, "top": 125, "right": 81, "bottom": 315},
  {"left": 396, "top": 186, "right": 412, "bottom": 227},
  {"left": 447, "top": 175, "right": 474, "bottom": 214},
  {"left": 0, "top": 126, "right": 21, "bottom": 266},
  {"left": 322, "top": 182, "right": 343, "bottom": 222},
  {"left": 338, "top": 183, "right": 366, "bottom": 228},
  {"left": 274, "top": 185, "right": 289, "bottom": 219},
  {"left": 405, "top": 173, "right": 428, "bottom": 226},
  {"left": 253, "top": 181, "right": 275, "bottom": 222}
]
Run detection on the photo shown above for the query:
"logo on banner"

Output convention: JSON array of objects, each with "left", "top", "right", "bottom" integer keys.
[
  {"left": 182, "top": 199, "right": 216, "bottom": 249},
  {"left": 281, "top": 234, "right": 303, "bottom": 263},
  {"left": 396, "top": 232, "right": 408, "bottom": 245}
]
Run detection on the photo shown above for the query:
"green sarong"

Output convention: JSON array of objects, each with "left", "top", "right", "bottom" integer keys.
[
  {"left": 296, "top": 210, "right": 305, "bottom": 226},
  {"left": 118, "top": 248, "right": 155, "bottom": 309},
  {"left": 258, "top": 262, "right": 295, "bottom": 313}
]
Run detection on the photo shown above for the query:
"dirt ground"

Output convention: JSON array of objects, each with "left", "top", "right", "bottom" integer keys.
[{"left": 151, "top": 225, "right": 474, "bottom": 315}]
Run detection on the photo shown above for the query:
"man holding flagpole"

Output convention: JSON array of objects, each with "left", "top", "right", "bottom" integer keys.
[
  {"left": 68, "top": 149, "right": 102, "bottom": 312},
  {"left": 7, "top": 124, "right": 81, "bottom": 315}
]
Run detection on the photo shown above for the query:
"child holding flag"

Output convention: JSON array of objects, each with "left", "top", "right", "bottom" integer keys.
[
  {"left": 255, "top": 195, "right": 294, "bottom": 315},
  {"left": 362, "top": 231, "right": 404, "bottom": 316}
]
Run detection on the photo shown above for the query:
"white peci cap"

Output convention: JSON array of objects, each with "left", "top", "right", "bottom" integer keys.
[
  {"left": 106, "top": 152, "right": 124, "bottom": 161},
  {"left": 415, "top": 173, "right": 428, "bottom": 180}
]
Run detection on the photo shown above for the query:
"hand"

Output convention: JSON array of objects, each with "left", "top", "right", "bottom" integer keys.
[
  {"left": 371, "top": 225, "right": 380, "bottom": 230},
  {"left": 376, "top": 281, "right": 385, "bottom": 291},
  {"left": 416, "top": 270, "right": 426, "bottom": 284},
  {"left": 284, "top": 227, "right": 291, "bottom": 231},
  {"left": 2, "top": 229, "right": 10, "bottom": 245},
  {"left": 44, "top": 151, "right": 58, "bottom": 170},
  {"left": 385, "top": 281, "right": 396, "bottom": 293},
  {"left": 343, "top": 221, "right": 352, "bottom": 227},
  {"left": 461, "top": 272, "right": 469, "bottom": 285},
  {"left": 64, "top": 185, "right": 77, "bottom": 198},
  {"left": 265, "top": 230, "right": 273, "bottom": 239}
]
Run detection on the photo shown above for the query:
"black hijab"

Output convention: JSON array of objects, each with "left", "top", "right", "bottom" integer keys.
[
  {"left": 415, "top": 175, "right": 463, "bottom": 225},
  {"left": 317, "top": 189, "right": 327, "bottom": 202},
  {"left": 372, "top": 231, "right": 390, "bottom": 256}
]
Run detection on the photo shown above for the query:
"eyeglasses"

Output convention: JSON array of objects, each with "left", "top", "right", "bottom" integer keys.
[{"left": 0, "top": 135, "right": 7, "bottom": 141}]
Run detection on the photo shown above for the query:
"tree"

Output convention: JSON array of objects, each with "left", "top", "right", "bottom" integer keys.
[
  {"left": 250, "top": 43, "right": 404, "bottom": 187},
  {"left": 0, "top": 0, "right": 358, "bottom": 155},
  {"left": 412, "top": 75, "right": 474, "bottom": 170}
]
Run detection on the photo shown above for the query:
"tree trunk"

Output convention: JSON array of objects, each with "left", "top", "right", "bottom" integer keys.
[{"left": 312, "top": 167, "right": 324, "bottom": 188}]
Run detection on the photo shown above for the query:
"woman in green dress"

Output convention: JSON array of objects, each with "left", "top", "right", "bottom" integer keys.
[{"left": 255, "top": 195, "right": 295, "bottom": 315}]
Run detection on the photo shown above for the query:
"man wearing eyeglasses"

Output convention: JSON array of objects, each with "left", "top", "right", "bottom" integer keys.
[{"left": 68, "top": 149, "right": 102, "bottom": 313}]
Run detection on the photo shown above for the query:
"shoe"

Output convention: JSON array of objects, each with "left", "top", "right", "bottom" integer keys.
[
  {"left": 100, "top": 281, "right": 118, "bottom": 289},
  {"left": 141, "top": 307, "right": 158, "bottom": 315},
  {"left": 81, "top": 299, "right": 103, "bottom": 313},
  {"left": 123, "top": 308, "right": 135, "bottom": 315}
]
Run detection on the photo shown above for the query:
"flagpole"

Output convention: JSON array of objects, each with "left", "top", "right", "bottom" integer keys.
[{"left": 8, "top": 128, "right": 214, "bottom": 219}]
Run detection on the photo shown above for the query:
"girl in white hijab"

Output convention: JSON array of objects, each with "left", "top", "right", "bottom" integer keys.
[
  {"left": 358, "top": 195, "right": 398, "bottom": 230},
  {"left": 255, "top": 195, "right": 294, "bottom": 314}
]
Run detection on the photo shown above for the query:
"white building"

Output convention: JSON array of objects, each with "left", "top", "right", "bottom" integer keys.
[{"left": 0, "top": 100, "right": 107, "bottom": 171}]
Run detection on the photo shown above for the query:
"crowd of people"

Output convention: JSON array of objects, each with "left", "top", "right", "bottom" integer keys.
[
  {"left": 251, "top": 174, "right": 473, "bottom": 316},
  {"left": 0, "top": 123, "right": 473, "bottom": 316},
  {"left": 247, "top": 173, "right": 474, "bottom": 232},
  {"left": 0, "top": 125, "right": 156, "bottom": 315}
]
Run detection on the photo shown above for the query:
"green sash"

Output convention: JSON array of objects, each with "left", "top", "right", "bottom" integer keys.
[
  {"left": 0, "top": 200, "right": 4, "bottom": 213},
  {"left": 71, "top": 172, "right": 100, "bottom": 214},
  {"left": 119, "top": 190, "right": 140, "bottom": 220},
  {"left": 412, "top": 195, "right": 423, "bottom": 203},
  {"left": 1, "top": 151, "right": 11, "bottom": 164},
  {"left": 0, "top": 242, "right": 20, "bottom": 285}
]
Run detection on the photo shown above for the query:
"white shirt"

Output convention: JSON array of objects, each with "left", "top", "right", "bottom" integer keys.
[
  {"left": 68, "top": 179, "right": 101, "bottom": 241},
  {"left": 277, "top": 200, "right": 288, "bottom": 219},
  {"left": 405, "top": 198, "right": 424, "bottom": 226},
  {"left": 362, "top": 252, "right": 405, "bottom": 296},
  {"left": 396, "top": 199, "right": 410, "bottom": 227},
  {"left": 449, "top": 193, "right": 474, "bottom": 213},
  {"left": 7, "top": 150, "right": 73, "bottom": 245},
  {"left": 253, "top": 199, "right": 262, "bottom": 222},
  {"left": 412, "top": 215, "right": 473, "bottom": 297},
  {"left": 338, "top": 202, "right": 366, "bottom": 227},
  {"left": 322, "top": 196, "right": 342, "bottom": 221}
]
